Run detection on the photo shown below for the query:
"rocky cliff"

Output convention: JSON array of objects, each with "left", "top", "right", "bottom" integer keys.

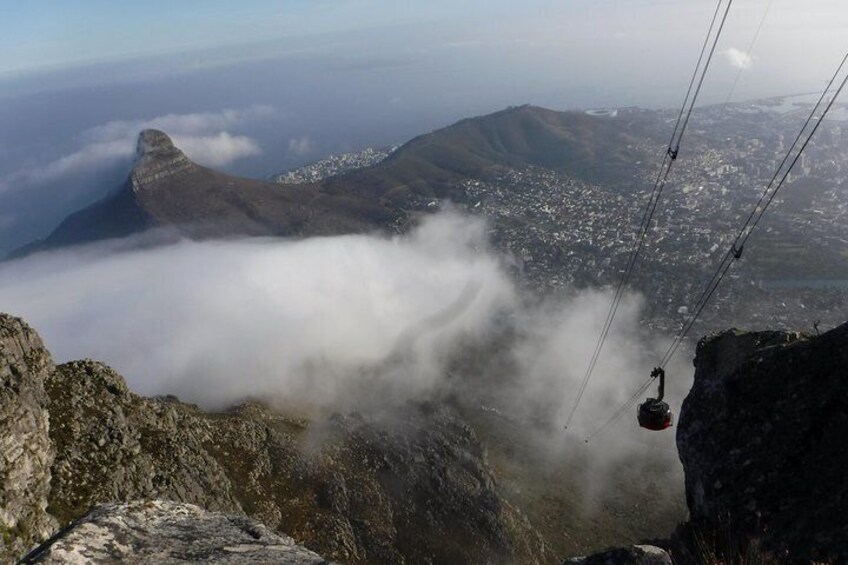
[
  {"left": 15, "top": 105, "right": 658, "bottom": 257},
  {"left": 6, "top": 309, "right": 846, "bottom": 563},
  {"left": 131, "top": 129, "right": 196, "bottom": 192},
  {"left": 0, "top": 316, "right": 57, "bottom": 559},
  {"left": 0, "top": 313, "right": 551, "bottom": 564},
  {"left": 16, "top": 130, "right": 396, "bottom": 256},
  {"left": 21, "top": 501, "right": 331, "bottom": 564},
  {"left": 677, "top": 323, "right": 848, "bottom": 561}
]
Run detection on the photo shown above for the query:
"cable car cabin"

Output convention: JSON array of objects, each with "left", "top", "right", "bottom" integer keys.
[
  {"left": 638, "top": 367, "right": 673, "bottom": 431},
  {"left": 638, "top": 398, "right": 673, "bottom": 430}
]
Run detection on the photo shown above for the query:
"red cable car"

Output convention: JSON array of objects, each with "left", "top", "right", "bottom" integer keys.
[{"left": 638, "top": 367, "right": 673, "bottom": 431}]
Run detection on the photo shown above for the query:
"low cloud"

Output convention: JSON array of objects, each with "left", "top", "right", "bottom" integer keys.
[
  {"left": 0, "top": 213, "right": 514, "bottom": 408},
  {"left": 288, "top": 136, "right": 316, "bottom": 158},
  {"left": 82, "top": 106, "right": 275, "bottom": 142},
  {"left": 21, "top": 139, "right": 133, "bottom": 185},
  {"left": 171, "top": 132, "right": 262, "bottom": 167},
  {"left": 4, "top": 105, "right": 272, "bottom": 189},
  {"left": 723, "top": 47, "right": 754, "bottom": 70},
  {"left": 0, "top": 212, "right": 692, "bottom": 450}
]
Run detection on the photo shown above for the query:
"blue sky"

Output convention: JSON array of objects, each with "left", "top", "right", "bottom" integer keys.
[
  {"left": 0, "top": 0, "right": 526, "bottom": 74},
  {"left": 3, "top": 1, "right": 846, "bottom": 79}
]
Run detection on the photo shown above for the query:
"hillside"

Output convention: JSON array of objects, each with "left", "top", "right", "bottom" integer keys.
[
  {"left": 0, "top": 311, "right": 688, "bottom": 563},
  {"left": 16, "top": 130, "right": 396, "bottom": 256},
  {"left": 322, "top": 105, "right": 654, "bottom": 206},
  {"left": 13, "top": 106, "right": 655, "bottom": 256},
  {"left": 0, "top": 313, "right": 553, "bottom": 564},
  {"left": 6, "top": 312, "right": 847, "bottom": 562}
]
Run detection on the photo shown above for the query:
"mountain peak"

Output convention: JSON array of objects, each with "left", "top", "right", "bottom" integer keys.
[
  {"left": 131, "top": 129, "right": 193, "bottom": 193},
  {"left": 136, "top": 129, "right": 176, "bottom": 157}
]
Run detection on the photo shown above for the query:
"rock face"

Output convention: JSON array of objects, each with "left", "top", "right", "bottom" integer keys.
[
  {"left": 564, "top": 545, "right": 672, "bottom": 565},
  {"left": 21, "top": 500, "right": 332, "bottom": 564},
  {"left": 677, "top": 323, "right": 848, "bottom": 561},
  {"left": 0, "top": 313, "right": 551, "bottom": 564},
  {"left": 17, "top": 130, "right": 397, "bottom": 256},
  {"left": 131, "top": 129, "right": 195, "bottom": 192},
  {"left": 45, "top": 360, "right": 242, "bottom": 523},
  {"left": 0, "top": 315, "right": 58, "bottom": 562},
  {"left": 42, "top": 362, "right": 550, "bottom": 564},
  {"left": 14, "top": 105, "right": 656, "bottom": 257}
]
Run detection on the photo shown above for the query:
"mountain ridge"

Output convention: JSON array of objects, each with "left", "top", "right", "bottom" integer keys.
[
  {"left": 12, "top": 129, "right": 397, "bottom": 257},
  {"left": 11, "top": 105, "right": 655, "bottom": 257}
]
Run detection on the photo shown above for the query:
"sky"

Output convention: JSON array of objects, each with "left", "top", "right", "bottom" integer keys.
[{"left": 0, "top": 0, "right": 846, "bottom": 252}]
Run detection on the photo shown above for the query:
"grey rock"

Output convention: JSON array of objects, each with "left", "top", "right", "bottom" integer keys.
[
  {"left": 131, "top": 129, "right": 195, "bottom": 192},
  {"left": 677, "top": 323, "right": 848, "bottom": 561},
  {"left": 22, "top": 500, "right": 332, "bottom": 564},
  {"left": 1, "top": 313, "right": 551, "bottom": 564},
  {"left": 564, "top": 544, "right": 672, "bottom": 565},
  {"left": 0, "top": 314, "right": 58, "bottom": 563}
]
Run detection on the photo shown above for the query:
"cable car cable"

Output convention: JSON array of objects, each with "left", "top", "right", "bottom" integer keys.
[
  {"left": 658, "top": 52, "right": 848, "bottom": 367},
  {"left": 725, "top": 0, "right": 774, "bottom": 104},
  {"left": 584, "top": 377, "right": 655, "bottom": 443},
  {"left": 582, "top": 49, "right": 848, "bottom": 442},
  {"left": 659, "top": 49, "right": 848, "bottom": 367},
  {"left": 672, "top": 0, "right": 734, "bottom": 154},
  {"left": 563, "top": 0, "right": 734, "bottom": 430}
]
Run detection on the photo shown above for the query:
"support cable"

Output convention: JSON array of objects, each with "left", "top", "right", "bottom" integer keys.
[
  {"left": 584, "top": 49, "right": 848, "bottom": 442},
  {"left": 563, "top": 0, "right": 734, "bottom": 430},
  {"left": 725, "top": 0, "right": 774, "bottom": 104}
]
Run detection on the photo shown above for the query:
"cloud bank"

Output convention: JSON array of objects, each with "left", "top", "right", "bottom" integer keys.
[
  {"left": 0, "top": 213, "right": 513, "bottom": 406},
  {"left": 723, "top": 47, "right": 754, "bottom": 70},
  {"left": 171, "top": 132, "right": 261, "bottom": 167},
  {"left": 4, "top": 105, "right": 272, "bottom": 189},
  {"left": 0, "top": 212, "right": 692, "bottom": 448}
]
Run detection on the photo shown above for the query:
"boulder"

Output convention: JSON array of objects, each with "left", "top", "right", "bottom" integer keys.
[
  {"left": 21, "top": 500, "right": 332, "bottom": 564},
  {"left": 564, "top": 544, "right": 672, "bottom": 565},
  {"left": 677, "top": 323, "right": 848, "bottom": 561},
  {"left": 0, "top": 315, "right": 58, "bottom": 562}
]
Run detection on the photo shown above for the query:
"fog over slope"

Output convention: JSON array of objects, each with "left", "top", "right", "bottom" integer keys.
[{"left": 0, "top": 212, "right": 691, "bottom": 443}]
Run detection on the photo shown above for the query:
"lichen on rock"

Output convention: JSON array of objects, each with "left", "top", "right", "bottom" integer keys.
[
  {"left": 0, "top": 314, "right": 58, "bottom": 563},
  {"left": 676, "top": 323, "right": 848, "bottom": 561},
  {"left": 21, "top": 500, "right": 333, "bottom": 564}
]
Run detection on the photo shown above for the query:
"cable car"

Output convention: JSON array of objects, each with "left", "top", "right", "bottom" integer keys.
[{"left": 637, "top": 368, "right": 673, "bottom": 431}]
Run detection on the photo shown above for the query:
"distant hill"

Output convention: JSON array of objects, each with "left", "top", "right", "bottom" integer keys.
[
  {"left": 12, "top": 106, "right": 655, "bottom": 256},
  {"left": 13, "top": 130, "right": 397, "bottom": 256},
  {"left": 324, "top": 105, "right": 653, "bottom": 205}
]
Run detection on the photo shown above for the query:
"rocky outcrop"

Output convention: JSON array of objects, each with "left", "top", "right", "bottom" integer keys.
[
  {"left": 677, "top": 323, "right": 848, "bottom": 561},
  {"left": 45, "top": 360, "right": 242, "bottom": 523},
  {"left": 15, "top": 130, "right": 397, "bottom": 256},
  {"left": 0, "top": 315, "right": 58, "bottom": 562},
  {"left": 42, "top": 360, "right": 551, "bottom": 564},
  {"left": 21, "top": 500, "right": 331, "bottom": 564},
  {"left": 131, "top": 129, "right": 195, "bottom": 192},
  {"left": 564, "top": 545, "right": 672, "bottom": 565},
  {"left": 1, "top": 313, "right": 552, "bottom": 564}
]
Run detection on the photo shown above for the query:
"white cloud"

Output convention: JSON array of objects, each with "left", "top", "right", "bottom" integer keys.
[
  {"left": 23, "top": 139, "right": 134, "bottom": 184},
  {"left": 171, "top": 132, "right": 262, "bottom": 167},
  {"left": 4, "top": 105, "right": 273, "bottom": 189},
  {"left": 0, "top": 211, "right": 692, "bottom": 440},
  {"left": 723, "top": 47, "right": 754, "bottom": 70},
  {"left": 287, "top": 136, "right": 316, "bottom": 157},
  {"left": 82, "top": 105, "right": 275, "bottom": 142},
  {"left": 0, "top": 210, "right": 691, "bottom": 494},
  {"left": 0, "top": 212, "right": 515, "bottom": 408}
]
